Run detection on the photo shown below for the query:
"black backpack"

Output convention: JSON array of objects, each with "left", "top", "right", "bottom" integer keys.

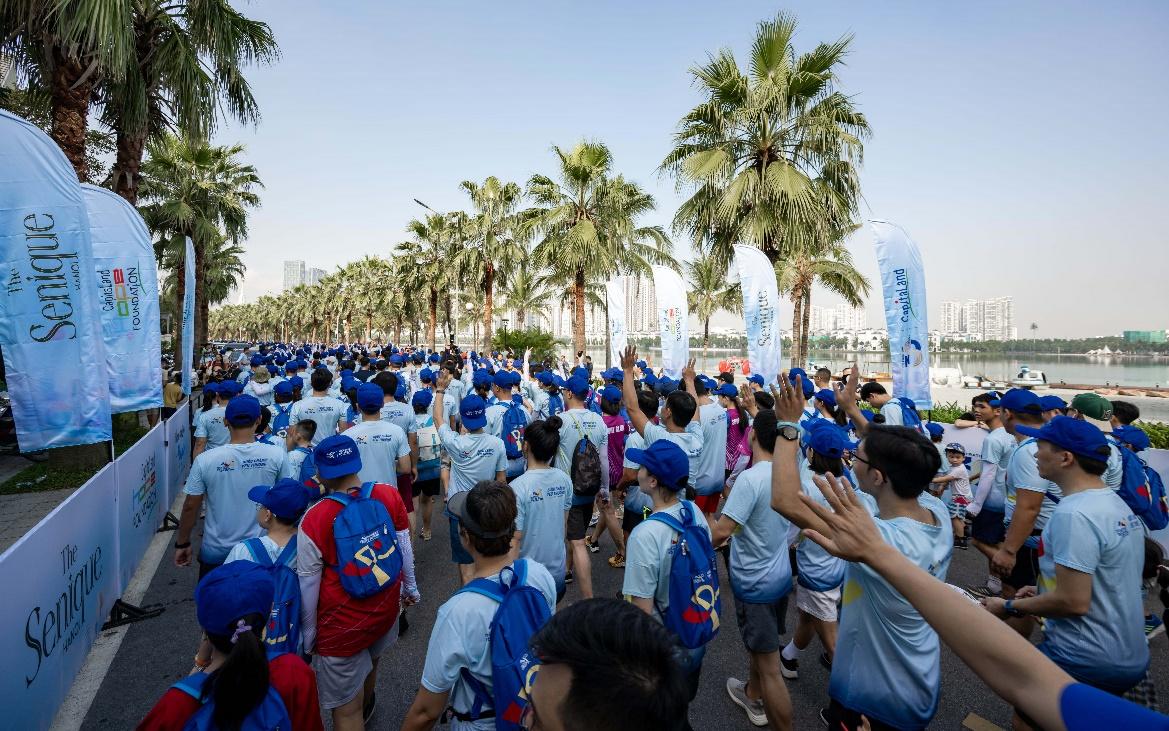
[{"left": 567, "top": 414, "right": 603, "bottom": 497}]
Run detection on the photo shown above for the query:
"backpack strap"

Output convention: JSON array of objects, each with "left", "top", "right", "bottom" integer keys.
[
  {"left": 171, "top": 672, "right": 209, "bottom": 702},
  {"left": 275, "top": 534, "right": 298, "bottom": 567},
  {"left": 647, "top": 509, "right": 685, "bottom": 533},
  {"left": 245, "top": 537, "right": 274, "bottom": 566},
  {"left": 359, "top": 481, "right": 376, "bottom": 500}
]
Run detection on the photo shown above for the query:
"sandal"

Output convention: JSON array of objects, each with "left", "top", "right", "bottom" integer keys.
[
  {"left": 608, "top": 554, "right": 625, "bottom": 568},
  {"left": 584, "top": 537, "right": 600, "bottom": 554}
]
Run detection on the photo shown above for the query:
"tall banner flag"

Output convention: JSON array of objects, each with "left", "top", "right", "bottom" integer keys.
[
  {"left": 605, "top": 277, "right": 627, "bottom": 367},
  {"left": 180, "top": 236, "right": 195, "bottom": 395},
  {"left": 871, "top": 219, "right": 931, "bottom": 408},
  {"left": 82, "top": 184, "right": 162, "bottom": 412},
  {"left": 0, "top": 109, "right": 113, "bottom": 450},
  {"left": 652, "top": 266, "right": 688, "bottom": 379},
  {"left": 729, "top": 245, "right": 782, "bottom": 387}
]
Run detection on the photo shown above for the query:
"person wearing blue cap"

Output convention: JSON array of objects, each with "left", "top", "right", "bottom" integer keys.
[
  {"left": 1038, "top": 394, "right": 1067, "bottom": 422},
  {"left": 298, "top": 434, "right": 417, "bottom": 727},
  {"left": 175, "top": 396, "right": 286, "bottom": 578},
  {"left": 288, "top": 368, "right": 348, "bottom": 448},
  {"left": 193, "top": 382, "right": 231, "bottom": 457},
  {"left": 584, "top": 384, "right": 631, "bottom": 565},
  {"left": 533, "top": 370, "right": 564, "bottom": 420},
  {"left": 432, "top": 370, "right": 508, "bottom": 584},
  {"left": 343, "top": 383, "right": 411, "bottom": 493},
  {"left": 747, "top": 373, "right": 766, "bottom": 391},
  {"left": 704, "top": 410, "right": 796, "bottom": 728},
  {"left": 967, "top": 391, "right": 1014, "bottom": 598},
  {"left": 370, "top": 371, "right": 421, "bottom": 524},
  {"left": 983, "top": 416, "right": 1149, "bottom": 708},
  {"left": 621, "top": 438, "right": 714, "bottom": 725},
  {"left": 138, "top": 561, "right": 323, "bottom": 730},
  {"left": 485, "top": 370, "right": 532, "bottom": 480},
  {"left": 681, "top": 361, "right": 728, "bottom": 515},
  {"left": 770, "top": 367, "right": 952, "bottom": 730},
  {"left": 411, "top": 389, "right": 444, "bottom": 542},
  {"left": 930, "top": 443, "right": 972, "bottom": 550},
  {"left": 787, "top": 368, "right": 819, "bottom": 424},
  {"left": 620, "top": 347, "right": 703, "bottom": 491}
]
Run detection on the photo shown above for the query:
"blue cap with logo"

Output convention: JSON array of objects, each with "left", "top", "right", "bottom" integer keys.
[
  {"left": 564, "top": 375, "right": 590, "bottom": 398},
  {"left": 313, "top": 434, "right": 363, "bottom": 479},
  {"left": 1112, "top": 424, "right": 1151, "bottom": 452},
  {"left": 225, "top": 395, "right": 261, "bottom": 426},
  {"left": 356, "top": 383, "right": 384, "bottom": 413},
  {"left": 412, "top": 389, "right": 434, "bottom": 409},
  {"left": 461, "top": 394, "right": 488, "bottom": 430},
  {"left": 625, "top": 440, "right": 689, "bottom": 491},
  {"left": 248, "top": 478, "right": 311, "bottom": 521},
  {"left": 1015, "top": 415, "right": 1111, "bottom": 461},
  {"left": 998, "top": 388, "right": 1042, "bottom": 414},
  {"left": 195, "top": 561, "right": 275, "bottom": 637}
]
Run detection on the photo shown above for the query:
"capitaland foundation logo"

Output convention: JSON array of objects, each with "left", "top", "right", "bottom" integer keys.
[
  {"left": 892, "top": 268, "right": 919, "bottom": 324},
  {"left": 902, "top": 338, "right": 924, "bottom": 367},
  {"left": 130, "top": 455, "right": 159, "bottom": 528},
  {"left": 217, "top": 458, "right": 237, "bottom": 473},
  {"left": 661, "top": 307, "right": 683, "bottom": 342},
  {"left": 98, "top": 265, "right": 143, "bottom": 336}
]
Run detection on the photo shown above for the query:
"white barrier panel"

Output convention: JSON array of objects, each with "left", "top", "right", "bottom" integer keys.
[
  {"left": 165, "top": 402, "right": 192, "bottom": 507},
  {"left": 1, "top": 464, "right": 118, "bottom": 731},
  {"left": 115, "top": 423, "right": 166, "bottom": 593}
]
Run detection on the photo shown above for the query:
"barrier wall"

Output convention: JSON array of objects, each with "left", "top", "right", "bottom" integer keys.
[{"left": 0, "top": 407, "right": 193, "bottom": 730}]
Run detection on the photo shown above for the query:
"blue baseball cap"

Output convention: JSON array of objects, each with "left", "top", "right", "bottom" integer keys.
[
  {"left": 600, "top": 385, "right": 622, "bottom": 402},
  {"left": 492, "top": 371, "right": 513, "bottom": 389},
  {"left": 429, "top": 353, "right": 442, "bottom": 363},
  {"left": 225, "top": 395, "right": 261, "bottom": 426},
  {"left": 1039, "top": 395, "right": 1068, "bottom": 411},
  {"left": 602, "top": 367, "right": 623, "bottom": 382},
  {"left": 656, "top": 377, "right": 677, "bottom": 394},
  {"left": 635, "top": 360, "right": 648, "bottom": 369},
  {"left": 787, "top": 368, "right": 814, "bottom": 397},
  {"left": 221, "top": 380, "right": 243, "bottom": 396},
  {"left": 472, "top": 369, "right": 493, "bottom": 387},
  {"left": 1015, "top": 415, "right": 1111, "bottom": 461},
  {"left": 814, "top": 388, "right": 836, "bottom": 407},
  {"left": 1112, "top": 424, "right": 1151, "bottom": 452},
  {"left": 289, "top": 376, "right": 304, "bottom": 391},
  {"left": 805, "top": 422, "right": 850, "bottom": 459},
  {"left": 313, "top": 434, "right": 363, "bottom": 479},
  {"left": 552, "top": 375, "right": 566, "bottom": 390},
  {"left": 419, "top": 367, "right": 434, "bottom": 383},
  {"left": 273, "top": 380, "right": 293, "bottom": 396},
  {"left": 248, "top": 478, "right": 311, "bottom": 521},
  {"left": 564, "top": 375, "right": 590, "bottom": 398},
  {"left": 356, "top": 382, "right": 384, "bottom": 412},
  {"left": 461, "top": 394, "right": 488, "bottom": 430},
  {"left": 412, "top": 389, "right": 434, "bottom": 409},
  {"left": 625, "top": 440, "right": 689, "bottom": 490},
  {"left": 999, "top": 388, "right": 1042, "bottom": 415},
  {"left": 643, "top": 372, "right": 659, "bottom": 387},
  {"left": 249, "top": 355, "right": 264, "bottom": 367},
  {"left": 285, "top": 363, "right": 298, "bottom": 374},
  {"left": 265, "top": 365, "right": 278, "bottom": 375},
  {"left": 714, "top": 383, "right": 738, "bottom": 398},
  {"left": 924, "top": 422, "right": 945, "bottom": 438},
  {"left": 536, "top": 370, "right": 555, "bottom": 386},
  {"left": 390, "top": 354, "right": 406, "bottom": 366},
  {"left": 571, "top": 366, "right": 589, "bottom": 380},
  {"left": 747, "top": 374, "right": 765, "bottom": 386},
  {"left": 195, "top": 561, "right": 275, "bottom": 637},
  {"left": 203, "top": 381, "right": 220, "bottom": 395}
]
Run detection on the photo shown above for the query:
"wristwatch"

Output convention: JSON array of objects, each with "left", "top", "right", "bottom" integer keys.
[{"left": 777, "top": 422, "right": 800, "bottom": 442}]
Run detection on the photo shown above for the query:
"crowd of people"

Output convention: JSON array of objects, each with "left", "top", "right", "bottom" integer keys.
[{"left": 139, "top": 339, "right": 1169, "bottom": 730}]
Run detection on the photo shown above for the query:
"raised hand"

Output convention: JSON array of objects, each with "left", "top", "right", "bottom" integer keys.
[
  {"left": 739, "top": 385, "right": 758, "bottom": 417},
  {"left": 682, "top": 358, "right": 697, "bottom": 383},
  {"left": 769, "top": 370, "right": 805, "bottom": 424},
  {"left": 620, "top": 345, "right": 638, "bottom": 372},
  {"left": 435, "top": 369, "right": 452, "bottom": 390},
  {"left": 799, "top": 472, "right": 883, "bottom": 561}
]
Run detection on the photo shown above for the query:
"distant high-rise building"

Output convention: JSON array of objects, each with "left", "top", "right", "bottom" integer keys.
[
  {"left": 809, "top": 305, "right": 830, "bottom": 331},
  {"left": 282, "top": 260, "right": 306, "bottom": 291},
  {"left": 624, "top": 276, "right": 657, "bottom": 333},
  {"left": 834, "top": 303, "right": 867, "bottom": 331},
  {"left": 307, "top": 267, "right": 326, "bottom": 286},
  {"left": 940, "top": 301, "right": 961, "bottom": 334},
  {"left": 962, "top": 299, "right": 984, "bottom": 337},
  {"left": 983, "top": 296, "right": 1015, "bottom": 342}
]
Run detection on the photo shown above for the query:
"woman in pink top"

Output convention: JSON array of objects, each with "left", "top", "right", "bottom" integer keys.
[
  {"left": 719, "top": 384, "right": 751, "bottom": 473},
  {"left": 587, "top": 386, "right": 629, "bottom": 565}
]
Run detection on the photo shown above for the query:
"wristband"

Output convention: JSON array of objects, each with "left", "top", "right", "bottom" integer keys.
[
  {"left": 1004, "top": 599, "right": 1023, "bottom": 617},
  {"left": 435, "top": 390, "right": 446, "bottom": 394},
  {"left": 174, "top": 541, "right": 191, "bottom": 549}
]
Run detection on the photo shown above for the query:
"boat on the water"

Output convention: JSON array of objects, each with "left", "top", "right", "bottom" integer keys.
[
  {"left": 962, "top": 375, "right": 1009, "bottom": 390},
  {"left": 1010, "top": 365, "right": 1049, "bottom": 390}
]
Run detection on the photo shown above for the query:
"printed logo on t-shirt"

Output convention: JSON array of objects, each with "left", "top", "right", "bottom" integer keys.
[{"left": 216, "top": 459, "right": 237, "bottom": 473}]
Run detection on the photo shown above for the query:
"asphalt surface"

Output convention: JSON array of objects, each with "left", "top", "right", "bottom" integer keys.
[{"left": 83, "top": 504, "right": 1169, "bottom": 730}]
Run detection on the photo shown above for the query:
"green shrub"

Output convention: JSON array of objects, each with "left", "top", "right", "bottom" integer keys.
[
  {"left": 924, "top": 401, "right": 965, "bottom": 424},
  {"left": 490, "top": 328, "right": 563, "bottom": 364},
  {"left": 1134, "top": 421, "right": 1169, "bottom": 450}
]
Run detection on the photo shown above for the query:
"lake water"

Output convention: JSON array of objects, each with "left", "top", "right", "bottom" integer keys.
[{"left": 586, "top": 348, "right": 1169, "bottom": 388}]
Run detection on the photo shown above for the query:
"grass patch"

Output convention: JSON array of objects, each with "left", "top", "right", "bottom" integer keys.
[{"left": 0, "top": 413, "right": 153, "bottom": 495}]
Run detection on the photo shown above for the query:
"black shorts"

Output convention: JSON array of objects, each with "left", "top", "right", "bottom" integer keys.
[
  {"left": 734, "top": 594, "right": 790, "bottom": 654},
  {"left": 566, "top": 503, "right": 593, "bottom": 541},
  {"left": 1005, "top": 543, "right": 1040, "bottom": 590},
  {"left": 971, "top": 508, "right": 1006, "bottom": 545},
  {"left": 622, "top": 504, "right": 647, "bottom": 533},
  {"left": 415, "top": 477, "right": 441, "bottom": 497}
]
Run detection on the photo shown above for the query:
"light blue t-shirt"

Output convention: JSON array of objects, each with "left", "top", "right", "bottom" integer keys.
[
  {"left": 623, "top": 500, "right": 713, "bottom": 612},
  {"left": 289, "top": 395, "right": 348, "bottom": 446},
  {"left": 184, "top": 441, "right": 285, "bottom": 564},
  {"left": 621, "top": 432, "right": 653, "bottom": 517},
  {"left": 1037, "top": 487, "right": 1149, "bottom": 691},
  {"left": 694, "top": 402, "right": 727, "bottom": 496},
  {"left": 829, "top": 493, "right": 952, "bottom": 729},
  {"left": 1005, "top": 438, "right": 1062, "bottom": 548},
  {"left": 427, "top": 389, "right": 459, "bottom": 429},
  {"left": 343, "top": 419, "right": 410, "bottom": 486},
  {"left": 721, "top": 461, "right": 792, "bottom": 603},
  {"left": 878, "top": 400, "right": 904, "bottom": 426},
  {"left": 555, "top": 408, "right": 610, "bottom": 501},
  {"left": 642, "top": 421, "right": 703, "bottom": 489},
  {"left": 420, "top": 560, "right": 557, "bottom": 730},
  {"left": 379, "top": 400, "right": 418, "bottom": 437},
  {"left": 510, "top": 468, "right": 573, "bottom": 583},
  {"left": 486, "top": 400, "right": 531, "bottom": 478},
  {"left": 979, "top": 427, "right": 1015, "bottom": 511},
  {"left": 1103, "top": 438, "right": 1123, "bottom": 489},
  {"left": 438, "top": 425, "right": 508, "bottom": 498},
  {"left": 795, "top": 466, "right": 848, "bottom": 592},
  {"left": 280, "top": 446, "right": 310, "bottom": 481},
  {"left": 194, "top": 406, "right": 229, "bottom": 450}
]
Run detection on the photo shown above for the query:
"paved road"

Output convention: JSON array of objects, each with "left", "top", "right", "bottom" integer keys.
[{"left": 84, "top": 507, "right": 1168, "bottom": 730}]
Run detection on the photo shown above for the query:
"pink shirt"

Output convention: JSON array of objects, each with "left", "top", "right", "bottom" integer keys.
[
  {"left": 602, "top": 413, "right": 629, "bottom": 487},
  {"left": 725, "top": 409, "right": 749, "bottom": 469}
]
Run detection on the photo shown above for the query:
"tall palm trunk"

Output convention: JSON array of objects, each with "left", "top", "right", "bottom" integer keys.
[
  {"left": 195, "top": 241, "right": 208, "bottom": 355},
  {"left": 703, "top": 318, "right": 711, "bottom": 368},
  {"left": 516, "top": 307, "right": 526, "bottom": 331},
  {"left": 603, "top": 300, "right": 612, "bottom": 368},
  {"left": 790, "top": 286, "right": 804, "bottom": 368},
  {"left": 393, "top": 322, "right": 402, "bottom": 345},
  {"left": 800, "top": 289, "right": 812, "bottom": 368},
  {"left": 49, "top": 52, "right": 92, "bottom": 182},
  {"left": 112, "top": 128, "right": 147, "bottom": 203},
  {"left": 366, "top": 313, "right": 374, "bottom": 343},
  {"left": 573, "top": 269, "right": 586, "bottom": 355},
  {"left": 428, "top": 287, "right": 438, "bottom": 351},
  {"left": 483, "top": 264, "right": 495, "bottom": 352}
]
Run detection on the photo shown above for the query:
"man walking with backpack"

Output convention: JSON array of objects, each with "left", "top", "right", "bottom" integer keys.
[
  {"left": 485, "top": 371, "right": 531, "bottom": 481},
  {"left": 401, "top": 480, "right": 556, "bottom": 731},
  {"left": 298, "top": 434, "right": 419, "bottom": 730},
  {"left": 554, "top": 373, "right": 610, "bottom": 600}
]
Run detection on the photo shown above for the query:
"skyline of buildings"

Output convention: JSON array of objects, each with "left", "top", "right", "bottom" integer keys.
[
  {"left": 282, "top": 260, "right": 328, "bottom": 290},
  {"left": 809, "top": 303, "right": 867, "bottom": 332},
  {"left": 940, "top": 296, "right": 1017, "bottom": 341}
]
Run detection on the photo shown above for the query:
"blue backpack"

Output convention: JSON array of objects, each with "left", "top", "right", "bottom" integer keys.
[
  {"left": 244, "top": 536, "right": 302, "bottom": 657},
  {"left": 270, "top": 403, "right": 293, "bottom": 439},
  {"left": 501, "top": 401, "right": 528, "bottom": 460},
  {"left": 646, "top": 501, "right": 721, "bottom": 649},
  {"left": 326, "top": 482, "right": 402, "bottom": 599},
  {"left": 545, "top": 392, "right": 564, "bottom": 417},
  {"left": 895, "top": 397, "right": 925, "bottom": 433},
  {"left": 455, "top": 560, "right": 549, "bottom": 729},
  {"left": 170, "top": 663, "right": 292, "bottom": 731},
  {"left": 296, "top": 446, "right": 317, "bottom": 485},
  {"left": 1114, "top": 445, "right": 1169, "bottom": 531}
]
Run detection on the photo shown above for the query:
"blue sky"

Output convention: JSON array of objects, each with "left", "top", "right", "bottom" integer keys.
[{"left": 216, "top": 0, "right": 1169, "bottom": 337}]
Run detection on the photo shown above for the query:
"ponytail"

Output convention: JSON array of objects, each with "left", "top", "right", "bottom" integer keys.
[
  {"left": 204, "top": 612, "right": 270, "bottom": 731},
  {"left": 726, "top": 395, "right": 748, "bottom": 430}
]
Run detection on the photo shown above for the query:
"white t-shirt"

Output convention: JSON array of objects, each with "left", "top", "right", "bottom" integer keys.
[
  {"left": 344, "top": 419, "right": 411, "bottom": 486},
  {"left": 184, "top": 441, "right": 285, "bottom": 563},
  {"left": 289, "top": 395, "right": 348, "bottom": 446}
]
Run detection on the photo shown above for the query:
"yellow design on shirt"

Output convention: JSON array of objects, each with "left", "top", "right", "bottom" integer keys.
[{"left": 842, "top": 579, "right": 863, "bottom": 606}]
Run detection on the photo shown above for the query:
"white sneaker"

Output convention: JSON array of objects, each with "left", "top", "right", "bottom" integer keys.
[{"left": 725, "top": 677, "right": 768, "bottom": 727}]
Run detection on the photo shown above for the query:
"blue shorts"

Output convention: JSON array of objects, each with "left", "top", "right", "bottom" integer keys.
[
  {"left": 449, "top": 517, "right": 473, "bottom": 564},
  {"left": 971, "top": 508, "right": 1005, "bottom": 544}
]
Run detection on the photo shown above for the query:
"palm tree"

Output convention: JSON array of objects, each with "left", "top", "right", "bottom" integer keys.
[
  {"left": 1, "top": 0, "right": 135, "bottom": 180},
  {"left": 399, "top": 212, "right": 465, "bottom": 350},
  {"left": 500, "top": 256, "right": 557, "bottom": 330},
  {"left": 459, "top": 177, "right": 525, "bottom": 351},
  {"left": 98, "top": 0, "right": 278, "bottom": 202},
  {"left": 686, "top": 254, "right": 742, "bottom": 361},
  {"left": 139, "top": 135, "right": 261, "bottom": 357},
  {"left": 527, "top": 141, "right": 676, "bottom": 354}
]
